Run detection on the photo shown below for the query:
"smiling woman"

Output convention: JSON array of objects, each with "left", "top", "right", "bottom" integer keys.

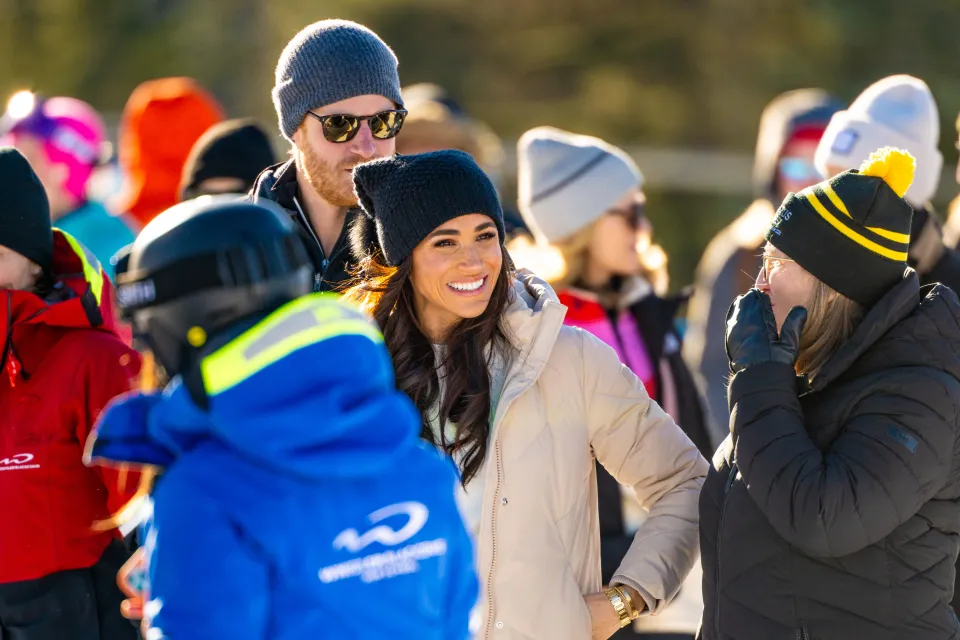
[
  {"left": 410, "top": 215, "right": 503, "bottom": 342},
  {"left": 343, "top": 149, "right": 707, "bottom": 640}
]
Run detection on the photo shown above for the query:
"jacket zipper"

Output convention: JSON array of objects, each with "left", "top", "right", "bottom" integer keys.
[
  {"left": 484, "top": 368, "right": 533, "bottom": 638},
  {"left": 291, "top": 195, "right": 329, "bottom": 273},
  {"left": 797, "top": 622, "right": 809, "bottom": 640},
  {"left": 0, "top": 294, "right": 11, "bottom": 374},
  {"left": 715, "top": 461, "right": 738, "bottom": 639},
  {"left": 484, "top": 438, "right": 504, "bottom": 638}
]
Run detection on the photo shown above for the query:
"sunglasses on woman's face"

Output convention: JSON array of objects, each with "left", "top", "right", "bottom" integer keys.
[
  {"left": 778, "top": 157, "right": 821, "bottom": 183},
  {"left": 306, "top": 109, "right": 408, "bottom": 143},
  {"left": 609, "top": 202, "right": 648, "bottom": 231}
]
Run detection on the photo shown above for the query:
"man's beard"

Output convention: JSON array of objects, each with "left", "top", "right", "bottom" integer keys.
[{"left": 299, "top": 142, "right": 362, "bottom": 208}]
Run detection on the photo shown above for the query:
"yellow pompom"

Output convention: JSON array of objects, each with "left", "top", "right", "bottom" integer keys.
[{"left": 858, "top": 147, "right": 916, "bottom": 198}]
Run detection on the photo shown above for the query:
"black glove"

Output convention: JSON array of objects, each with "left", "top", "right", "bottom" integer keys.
[{"left": 725, "top": 289, "right": 807, "bottom": 375}]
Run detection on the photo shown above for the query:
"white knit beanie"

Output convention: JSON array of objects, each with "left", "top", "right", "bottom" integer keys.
[
  {"left": 516, "top": 127, "right": 643, "bottom": 244},
  {"left": 815, "top": 75, "right": 942, "bottom": 208}
]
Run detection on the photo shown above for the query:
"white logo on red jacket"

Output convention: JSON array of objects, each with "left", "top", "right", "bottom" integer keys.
[
  {"left": 333, "top": 502, "right": 429, "bottom": 552},
  {"left": 0, "top": 453, "right": 39, "bottom": 471}
]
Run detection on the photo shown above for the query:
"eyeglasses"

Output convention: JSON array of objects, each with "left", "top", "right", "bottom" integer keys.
[
  {"left": 608, "top": 202, "right": 648, "bottom": 231},
  {"left": 760, "top": 254, "right": 796, "bottom": 280},
  {"left": 777, "top": 157, "right": 822, "bottom": 183},
  {"left": 306, "top": 109, "right": 407, "bottom": 143}
]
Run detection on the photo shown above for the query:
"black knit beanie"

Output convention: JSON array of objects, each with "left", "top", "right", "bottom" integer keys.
[
  {"left": 0, "top": 147, "right": 53, "bottom": 272},
  {"left": 180, "top": 119, "right": 277, "bottom": 200},
  {"left": 766, "top": 147, "right": 914, "bottom": 306},
  {"left": 352, "top": 150, "right": 504, "bottom": 266}
]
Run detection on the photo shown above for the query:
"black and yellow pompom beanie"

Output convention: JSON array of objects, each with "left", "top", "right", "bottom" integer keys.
[{"left": 765, "top": 147, "right": 915, "bottom": 305}]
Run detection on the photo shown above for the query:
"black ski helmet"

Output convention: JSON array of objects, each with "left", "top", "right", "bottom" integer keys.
[{"left": 115, "top": 195, "right": 313, "bottom": 379}]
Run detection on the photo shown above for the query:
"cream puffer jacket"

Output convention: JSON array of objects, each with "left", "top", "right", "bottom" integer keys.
[{"left": 475, "top": 272, "right": 708, "bottom": 639}]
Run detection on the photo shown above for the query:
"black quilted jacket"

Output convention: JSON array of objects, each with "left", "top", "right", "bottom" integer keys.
[
  {"left": 699, "top": 272, "right": 960, "bottom": 640},
  {"left": 248, "top": 159, "right": 360, "bottom": 293}
]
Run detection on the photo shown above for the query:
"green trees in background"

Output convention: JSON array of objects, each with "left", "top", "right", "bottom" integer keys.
[{"left": 1, "top": 0, "right": 959, "bottom": 286}]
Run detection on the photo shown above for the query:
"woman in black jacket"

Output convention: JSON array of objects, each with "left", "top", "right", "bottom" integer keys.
[{"left": 699, "top": 147, "right": 960, "bottom": 640}]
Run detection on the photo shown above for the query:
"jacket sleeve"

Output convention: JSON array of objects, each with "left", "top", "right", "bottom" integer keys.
[
  {"left": 77, "top": 339, "right": 143, "bottom": 515},
  {"left": 731, "top": 362, "right": 959, "bottom": 558},
  {"left": 148, "top": 487, "right": 270, "bottom": 639},
  {"left": 581, "top": 330, "right": 709, "bottom": 614}
]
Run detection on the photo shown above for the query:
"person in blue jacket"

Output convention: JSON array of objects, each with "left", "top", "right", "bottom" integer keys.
[{"left": 85, "top": 196, "right": 478, "bottom": 639}]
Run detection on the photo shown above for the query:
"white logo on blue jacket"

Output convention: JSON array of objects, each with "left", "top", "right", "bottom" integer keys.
[
  {"left": 319, "top": 501, "right": 447, "bottom": 585},
  {"left": 333, "top": 501, "right": 429, "bottom": 552}
]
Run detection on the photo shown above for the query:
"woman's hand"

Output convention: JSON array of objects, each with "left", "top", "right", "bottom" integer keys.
[
  {"left": 725, "top": 289, "right": 806, "bottom": 374},
  {"left": 584, "top": 592, "right": 622, "bottom": 640}
]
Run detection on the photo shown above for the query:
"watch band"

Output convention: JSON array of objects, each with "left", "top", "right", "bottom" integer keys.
[
  {"left": 613, "top": 585, "right": 641, "bottom": 620},
  {"left": 603, "top": 587, "right": 632, "bottom": 628}
]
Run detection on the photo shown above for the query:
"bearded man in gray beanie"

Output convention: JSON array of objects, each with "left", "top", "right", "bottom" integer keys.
[{"left": 249, "top": 19, "right": 407, "bottom": 292}]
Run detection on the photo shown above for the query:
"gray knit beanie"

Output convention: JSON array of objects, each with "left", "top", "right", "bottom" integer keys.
[
  {"left": 272, "top": 20, "right": 404, "bottom": 142},
  {"left": 517, "top": 127, "right": 643, "bottom": 244}
]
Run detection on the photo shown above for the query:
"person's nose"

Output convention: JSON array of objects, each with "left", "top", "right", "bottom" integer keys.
[
  {"left": 459, "top": 245, "right": 483, "bottom": 272},
  {"left": 755, "top": 264, "right": 770, "bottom": 291},
  {"left": 350, "top": 122, "right": 378, "bottom": 159}
]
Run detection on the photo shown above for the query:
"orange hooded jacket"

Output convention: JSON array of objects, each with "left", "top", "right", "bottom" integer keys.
[{"left": 113, "top": 78, "right": 224, "bottom": 228}]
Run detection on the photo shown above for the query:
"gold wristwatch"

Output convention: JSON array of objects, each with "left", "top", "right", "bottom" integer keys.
[{"left": 603, "top": 586, "right": 633, "bottom": 628}]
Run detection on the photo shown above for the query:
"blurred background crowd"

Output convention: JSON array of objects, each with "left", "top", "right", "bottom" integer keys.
[
  {"left": 3, "top": 2, "right": 960, "bottom": 637},
  {"left": 2, "top": 0, "right": 958, "bottom": 290}
]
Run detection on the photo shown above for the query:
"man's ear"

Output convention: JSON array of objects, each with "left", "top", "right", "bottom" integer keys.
[{"left": 291, "top": 121, "right": 308, "bottom": 148}]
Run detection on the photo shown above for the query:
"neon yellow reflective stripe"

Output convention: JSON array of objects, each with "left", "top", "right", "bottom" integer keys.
[
  {"left": 803, "top": 193, "right": 908, "bottom": 262},
  {"left": 821, "top": 184, "right": 851, "bottom": 217},
  {"left": 201, "top": 294, "right": 383, "bottom": 396},
  {"left": 59, "top": 230, "right": 104, "bottom": 305}
]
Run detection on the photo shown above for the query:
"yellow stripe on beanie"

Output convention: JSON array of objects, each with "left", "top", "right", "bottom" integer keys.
[
  {"left": 820, "top": 182, "right": 911, "bottom": 243},
  {"left": 801, "top": 190, "right": 909, "bottom": 262},
  {"left": 822, "top": 183, "right": 851, "bottom": 217}
]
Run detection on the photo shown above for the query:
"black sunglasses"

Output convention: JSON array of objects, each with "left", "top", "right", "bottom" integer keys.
[
  {"left": 306, "top": 109, "right": 407, "bottom": 143},
  {"left": 608, "top": 202, "right": 647, "bottom": 231}
]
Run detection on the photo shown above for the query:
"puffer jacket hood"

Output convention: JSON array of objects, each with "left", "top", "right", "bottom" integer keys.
[
  {"left": 752, "top": 89, "right": 844, "bottom": 201},
  {"left": 699, "top": 272, "right": 960, "bottom": 640},
  {"left": 90, "top": 293, "right": 420, "bottom": 480},
  {"left": 813, "top": 271, "right": 960, "bottom": 391},
  {"left": 3, "top": 229, "right": 119, "bottom": 352}
]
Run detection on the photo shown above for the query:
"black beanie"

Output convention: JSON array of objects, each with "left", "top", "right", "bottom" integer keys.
[
  {"left": 352, "top": 150, "right": 505, "bottom": 266},
  {"left": 179, "top": 119, "right": 276, "bottom": 201},
  {"left": 766, "top": 147, "right": 914, "bottom": 306},
  {"left": 0, "top": 147, "right": 53, "bottom": 272}
]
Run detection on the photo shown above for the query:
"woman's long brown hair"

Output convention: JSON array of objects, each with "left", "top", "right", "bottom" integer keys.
[
  {"left": 794, "top": 279, "right": 867, "bottom": 379},
  {"left": 344, "top": 243, "right": 514, "bottom": 486}
]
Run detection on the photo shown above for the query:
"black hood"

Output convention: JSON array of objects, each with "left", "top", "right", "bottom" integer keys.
[
  {"left": 812, "top": 270, "right": 960, "bottom": 392},
  {"left": 752, "top": 89, "right": 844, "bottom": 201}
]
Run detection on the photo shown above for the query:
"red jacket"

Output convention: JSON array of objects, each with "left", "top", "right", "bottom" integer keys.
[{"left": 0, "top": 231, "right": 142, "bottom": 584}]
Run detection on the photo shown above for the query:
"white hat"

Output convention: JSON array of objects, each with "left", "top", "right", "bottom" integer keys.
[
  {"left": 815, "top": 75, "right": 942, "bottom": 208},
  {"left": 517, "top": 127, "right": 643, "bottom": 244}
]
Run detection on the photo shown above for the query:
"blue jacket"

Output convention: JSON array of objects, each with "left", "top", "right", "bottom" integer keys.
[
  {"left": 89, "top": 294, "right": 478, "bottom": 639},
  {"left": 55, "top": 201, "right": 136, "bottom": 280}
]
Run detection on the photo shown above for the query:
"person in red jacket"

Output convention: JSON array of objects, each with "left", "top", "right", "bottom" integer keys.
[{"left": 0, "top": 147, "right": 141, "bottom": 640}]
